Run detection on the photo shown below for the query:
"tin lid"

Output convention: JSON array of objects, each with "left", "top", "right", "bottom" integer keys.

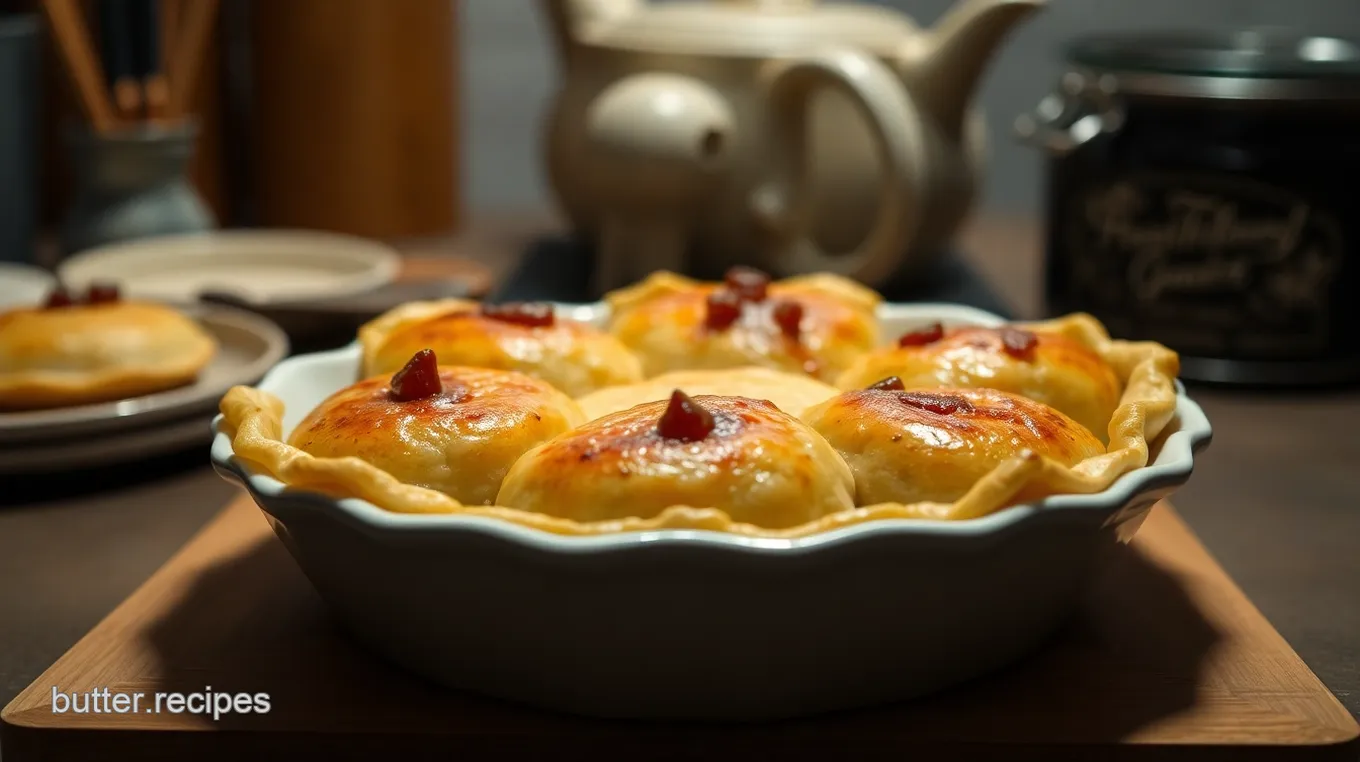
[{"left": 1065, "top": 30, "right": 1360, "bottom": 100}]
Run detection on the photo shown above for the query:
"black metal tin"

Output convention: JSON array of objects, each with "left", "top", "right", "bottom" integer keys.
[{"left": 1018, "top": 31, "right": 1360, "bottom": 385}]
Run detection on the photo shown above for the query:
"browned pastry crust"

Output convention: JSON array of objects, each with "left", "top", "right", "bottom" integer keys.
[
  {"left": 358, "top": 298, "right": 643, "bottom": 397},
  {"left": 802, "top": 387, "right": 1106, "bottom": 507},
  {"left": 835, "top": 324, "right": 1121, "bottom": 440},
  {"left": 496, "top": 395, "right": 855, "bottom": 528},
  {"left": 0, "top": 301, "right": 217, "bottom": 410},
  {"left": 575, "top": 366, "right": 839, "bottom": 421},
  {"left": 606, "top": 272, "right": 880, "bottom": 381},
  {"left": 282, "top": 366, "right": 585, "bottom": 506},
  {"left": 220, "top": 313, "right": 1181, "bottom": 534}
]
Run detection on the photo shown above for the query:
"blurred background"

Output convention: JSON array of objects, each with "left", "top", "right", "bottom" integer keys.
[
  {"left": 4, "top": 0, "right": 1358, "bottom": 375},
  {"left": 3, "top": 2, "right": 1359, "bottom": 746},
  {"left": 465, "top": 0, "right": 1360, "bottom": 216},
  {"left": 5, "top": 0, "right": 1359, "bottom": 236}
]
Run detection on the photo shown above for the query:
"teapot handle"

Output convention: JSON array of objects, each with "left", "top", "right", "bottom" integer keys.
[{"left": 752, "top": 47, "right": 926, "bottom": 286}]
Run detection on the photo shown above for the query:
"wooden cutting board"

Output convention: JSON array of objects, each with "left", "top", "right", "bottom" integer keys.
[{"left": 3, "top": 496, "right": 1356, "bottom": 761}]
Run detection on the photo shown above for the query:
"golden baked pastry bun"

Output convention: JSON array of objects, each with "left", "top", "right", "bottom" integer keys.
[
  {"left": 575, "top": 366, "right": 839, "bottom": 421},
  {"left": 802, "top": 380, "right": 1105, "bottom": 508},
  {"left": 835, "top": 321, "right": 1121, "bottom": 440},
  {"left": 605, "top": 268, "right": 880, "bottom": 382},
  {"left": 286, "top": 349, "right": 585, "bottom": 506},
  {"left": 220, "top": 311, "right": 1182, "bottom": 534},
  {"left": 0, "top": 284, "right": 216, "bottom": 410},
  {"left": 358, "top": 298, "right": 643, "bottom": 397},
  {"left": 497, "top": 390, "right": 855, "bottom": 529}
]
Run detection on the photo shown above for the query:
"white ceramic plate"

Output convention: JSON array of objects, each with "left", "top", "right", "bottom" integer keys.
[
  {"left": 0, "top": 305, "right": 289, "bottom": 446},
  {"left": 0, "top": 263, "right": 56, "bottom": 310},
  {"left": 212, "top": 302, "right": 1214, "bottom": 721},
  {"left": 58, "top": 230, "right": 402, "bottom": 305}
]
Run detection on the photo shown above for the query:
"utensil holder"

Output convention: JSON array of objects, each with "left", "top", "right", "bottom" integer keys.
[
  {"left": 0, "top": 14, "right": 39, "bottom": 264},
  {"left": 58, "top": 121, "right": 216, "bottom": 257}
]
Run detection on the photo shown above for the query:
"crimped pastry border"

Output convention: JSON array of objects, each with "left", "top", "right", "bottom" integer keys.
[{"left": 218, "top": 311, "right": 1180, "bottom": 537}]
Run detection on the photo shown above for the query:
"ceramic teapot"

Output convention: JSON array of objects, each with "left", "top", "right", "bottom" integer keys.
[{"left": 540, "top": 0, "right": 1042, "bottom": 293}]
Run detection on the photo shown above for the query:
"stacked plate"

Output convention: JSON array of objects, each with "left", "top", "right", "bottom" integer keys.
[{"left": 1, "top": 230, "right": 402, "bottom": 474}]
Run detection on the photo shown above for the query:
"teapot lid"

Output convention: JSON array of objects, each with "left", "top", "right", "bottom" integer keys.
[{"left": 582, "top": 0, "right": 917, "bottom": 56}]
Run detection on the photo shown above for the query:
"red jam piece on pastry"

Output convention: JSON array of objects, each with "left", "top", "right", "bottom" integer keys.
[
  {"left": 43, "top": 287, "right": 75, "bottom": 309},
  {"left": 656, "top": 389, "right": 716, "bottom": 442},
  {"left": 704, "top": 289, "right": 743, "bottom": 332},
  {"left": 898, "top": 322, "right": 944, "bottom": 347},
  {"left": 999, "top": 326, "right": 1038, "bottom": 360},
  {"left": 897, "top": 390, "right": 975, "bottom": 416},
  {"left": 85, "top": 282, "right": 121, "bottom": 304},
  {"left": 772, "top": 300, "right": 804, "bottom": 340},
  {"left": 868, "top": 375, "right": 906, "bottom": 391},
  {"left": 724, "top": 266, "right": 770, "bottom": 303},
  {"left": 389, "top": 349, "right": 443, "bottom": 401},
  {"left": 478, "top": 301, "right": 555, "bottom": 328}
]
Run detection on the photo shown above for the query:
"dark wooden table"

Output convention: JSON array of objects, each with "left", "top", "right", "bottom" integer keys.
[{"left": 2, "top": 213, "right": 1357, "bottom": 736}]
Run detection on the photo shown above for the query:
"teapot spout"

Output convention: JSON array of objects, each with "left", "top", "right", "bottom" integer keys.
[
  {"left": 542, "top": 0, "right": 641, "bottom": 61},
  {"left": 903, "top": 0, "right": 1044, "bottom": 138}
]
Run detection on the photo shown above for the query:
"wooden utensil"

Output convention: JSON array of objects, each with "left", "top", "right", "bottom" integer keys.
[
  {"left": 39, "top": 0, "right": 118, "bottom": 132},
  {"left": 158, "top": 0, "right": 180, "bottom": 72},
  {"left": 165, "top": 0, "right": 217, "bottom": 119},
  {"left": 2, "top": 499, "right": 1356, "bottom": 760},
  {"left": 97, "top": 0, "right": 141, "bottom": 121},
  {"left": 128, "top": 0, "right": 169, "bottom": 121}
]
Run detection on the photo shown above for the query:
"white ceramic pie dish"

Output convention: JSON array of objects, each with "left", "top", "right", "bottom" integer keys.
[{"left": 211, "top": 302, "right": 1213, "bottom": 721}]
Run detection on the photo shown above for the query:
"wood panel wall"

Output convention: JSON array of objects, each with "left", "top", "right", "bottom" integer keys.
[
  {"left": 27, "top": 0, "right": 462, "bottom": 238},
  {"left": 248, "top": 0, "right": 461, "bottom": 238},
  {"left": 32, "top": 0, "right": 228, "bottom": 229}
]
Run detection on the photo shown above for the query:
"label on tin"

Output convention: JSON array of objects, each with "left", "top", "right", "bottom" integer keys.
[{"left": 1064, "top": 172, "right": 1345, "bottom": 358}]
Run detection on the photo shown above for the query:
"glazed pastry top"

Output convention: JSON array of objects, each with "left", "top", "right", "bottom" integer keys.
[
  {"left": 803, "top": 383, "right": 1105, "bottom": 507},
  {"left": 289, "top": 356, "right": 584, "bottom": 506},
  {"left": 607, "top": 270, "right": 879, "bottom": 382},
  {"left": 219, "top": 294, "right": 1182, "bottom": 533},
  {"left": 0, "top": 286, "right": 217, "bottom": 410},
  {"left": 835, "top": 323, "right": 1122, "bottom": 441},
  {"left": 575, "top": 365, "right": 838, "bottom": 421},
  {"left": 0, "top": 299, "right": 213, "bottom": 375},
  {"left": 497, "top": 391, "right": 856, "bottom": 529},
  {"left": 360, "top": 299, "right": 643, "bottom": 397}
]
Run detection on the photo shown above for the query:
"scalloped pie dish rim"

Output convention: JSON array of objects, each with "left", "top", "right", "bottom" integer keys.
[{"left": 211, "top": 302, "right": 1214, "bottom": 555}]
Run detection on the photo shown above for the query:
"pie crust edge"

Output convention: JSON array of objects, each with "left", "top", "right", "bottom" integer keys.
[{"left": 218, "top": 312, "right": 1179, "bottom": 538}]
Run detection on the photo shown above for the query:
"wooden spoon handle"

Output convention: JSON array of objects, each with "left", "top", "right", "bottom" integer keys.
[
  {"left": 166, "top": 0, "right": 219, "bottom": 118},
  {"left": 41, "top": 0, "right": 119, "bottom": 132}
]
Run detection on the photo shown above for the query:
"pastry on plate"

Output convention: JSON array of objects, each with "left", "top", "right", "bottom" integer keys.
[
  {"left": 497, "top": 391, "right": 855, "bottom": 529},
  {"left": 575, "top": 366, "right": 838, "bottom": 421},
  {"left": 358, "top": 299, "right": 643, "bottom": 397},
  {"left": 0, "top": 283, "right": 217, "bottom": 410},
  {"left": 606, "top": 268, "right": 879, "bottom": 382},
  {"left": 274, "top": 350, "right": 585, "bottom": 506},
  {"left": 803, "top": 380, "right": 1105, "bottom": 509},
  {"left": 835, "top": 317, "right": 1121, "bottom": 440}
]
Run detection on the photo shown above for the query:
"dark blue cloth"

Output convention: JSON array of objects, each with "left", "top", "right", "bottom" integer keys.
[{"left": 490, "top": 237, "right": 1014, "bottom": 319}]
